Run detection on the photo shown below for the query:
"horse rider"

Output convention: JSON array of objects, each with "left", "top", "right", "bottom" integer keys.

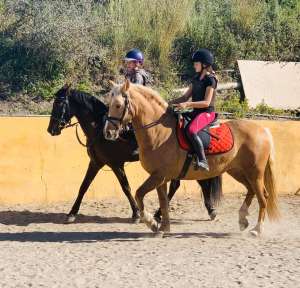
[{"left": 170, "top": 48, "right": 218, "bottom": 171}]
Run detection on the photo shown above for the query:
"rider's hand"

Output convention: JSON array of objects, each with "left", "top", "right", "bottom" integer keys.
[{"left": 173, "top": 102, "right": 189, "bottom": 110}]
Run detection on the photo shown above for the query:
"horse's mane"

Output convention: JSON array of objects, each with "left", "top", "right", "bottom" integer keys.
[
  {"left": 70, "top": 89, "right": 108, "bottom": 118},
  {"left": 130, "top": 85, "right": 168, "bottom": 110}
]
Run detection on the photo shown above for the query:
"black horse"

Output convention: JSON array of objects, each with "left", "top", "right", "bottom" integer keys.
[{"left": 47, "top": 84, "right": 220, "bottom": 223}]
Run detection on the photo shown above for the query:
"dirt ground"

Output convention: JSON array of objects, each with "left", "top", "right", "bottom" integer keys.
[{"left": 0, "top": 194, "right": 299, "bottom": 288}]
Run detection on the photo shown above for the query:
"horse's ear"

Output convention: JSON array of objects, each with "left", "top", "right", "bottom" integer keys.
[
  {"left": 102, "top": 93, "right": 111, "bottom": 105},
  {"left": 108, "top": 80, "right": 116, "bottom": 87},
  {"left": 63, "top": 82, "right": 71, "bottom": 89},
  {"left": 63, "top": 82, "right": 72, "bottom": 95},
  {"left": 121, "top": 78, "right": 130, "bottom": 93}
]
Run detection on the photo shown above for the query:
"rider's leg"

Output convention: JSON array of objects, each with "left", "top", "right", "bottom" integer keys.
[
  {"left": 188, "top": 132, "right": 209, "bottom": 170},
  {"left": 187, "top": 112, "right": 215, "bottom": 171}
]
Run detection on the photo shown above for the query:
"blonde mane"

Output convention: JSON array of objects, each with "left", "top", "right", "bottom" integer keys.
[{"left": 129, "top": 84, "right": 168, "bottom": 110}]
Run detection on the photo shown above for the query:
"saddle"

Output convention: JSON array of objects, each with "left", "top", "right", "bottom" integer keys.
[
  {"left": 176, "top": 112, "right": 234, "bottom": 155},
  {"left": 174, "top": 111, "right": 234, "bottom": 179}
]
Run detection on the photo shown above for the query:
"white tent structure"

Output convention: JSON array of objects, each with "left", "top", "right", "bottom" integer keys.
[{"left": 237, "top": 60, "right": 300, "bottom": 109}]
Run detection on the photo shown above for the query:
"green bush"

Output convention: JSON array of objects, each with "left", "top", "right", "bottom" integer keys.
[
  {"left": 216, "top": 92, "right": 249, "bottom": 118},
  {"left": 252, "top": 100, "right": 288, "bottom": 115},
  {"left": 0, "top": 0, "right": 106, "bottom": 93}
]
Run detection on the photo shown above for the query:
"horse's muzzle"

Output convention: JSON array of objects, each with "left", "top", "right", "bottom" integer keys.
[
  {"left": 103, "top": 121, "right": 119, "bottom": 141},
  {"left": 104, "top": 128, "right": 119, "bottom": 141},
  {"left": 47, "top": 126, "right": 61, "bottom": 136}
]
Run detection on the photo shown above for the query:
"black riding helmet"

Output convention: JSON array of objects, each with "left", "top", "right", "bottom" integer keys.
[{"left": 192, "top": 49, "right": 214, "bottom": 66}]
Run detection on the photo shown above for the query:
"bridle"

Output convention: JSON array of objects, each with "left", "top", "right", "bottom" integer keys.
[
  {"left": 105, "top": 90, "right": 163, "bottom": 131},
  {"left": 105, "top": 91, "right": 131, "bottom": 129},
  {"left": 50, "top": 95, "right": 99, "bottom": 148},
  {"left": 50, "top": 96, "right": 76, "bottom": 130}
]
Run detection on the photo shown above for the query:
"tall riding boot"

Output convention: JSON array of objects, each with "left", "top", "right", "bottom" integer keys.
[
  {"left": 123, "top": 127, "right": 139, "bottom": 157},
  {"left": 128, "top": 133, "right": 139, "bottom": 156},
  {"left": 189, "top": 133, "right": 209, "bottom": 171}
]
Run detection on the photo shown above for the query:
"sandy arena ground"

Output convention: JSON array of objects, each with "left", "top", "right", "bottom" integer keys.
[{"left": 0, "top": 194, "right": 299, "bottom": 288}]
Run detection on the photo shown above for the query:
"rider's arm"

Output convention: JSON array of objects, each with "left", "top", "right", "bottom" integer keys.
[
  {"left": 168, "top": 85, "right": 192, "bottom": 105},
  {"left": 186, "top": 86, "right": 214, "bottom": 109}
]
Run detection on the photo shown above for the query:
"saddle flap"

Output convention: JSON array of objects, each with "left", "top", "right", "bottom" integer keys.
[{"left": 176, "top": 115, "right": 190, "bottom": 151}]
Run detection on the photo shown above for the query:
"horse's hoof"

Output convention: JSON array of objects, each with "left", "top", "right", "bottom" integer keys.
[
  {"left": 209, "top": 211, "right": 217, "bottom": 221},
  {"left": 159, "top": 225, "right": 170, "bottom": 234},
  {"left": 249, "top": 229, "right": 260, "bottom": 237},
  {"left": 65, "top": 214, "right": 76, "bottom": 223},
  {"left": 150, "top": 220, "right": 159, "bottom": 233},
  {"left": 131, "top": 212, "right": 141, "bottom": 224},
  {"left": 144, "top": 218, "right": 159, "bottom": 232},
  {"left": 239, "top": 219, "right": 249, "bottom": 231}
]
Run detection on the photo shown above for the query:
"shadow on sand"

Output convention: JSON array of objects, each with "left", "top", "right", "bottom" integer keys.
[
  {"left": 0, "top": 231, "right": 232, "bottom": 243},
  {"left": 0, "top": 211, "right": 213, "bottom": 226},
  {"left": 0, "top": 210, "right": 133, "bottom": 226}
]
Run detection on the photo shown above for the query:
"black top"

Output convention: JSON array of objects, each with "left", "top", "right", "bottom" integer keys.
[{"left": 191, "top": 73, "right": 217, "bottom": 114}]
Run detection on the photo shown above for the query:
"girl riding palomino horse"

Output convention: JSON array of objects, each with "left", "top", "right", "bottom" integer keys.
[{"left": 104, "top": 48, "right": 280, "bottom": 236}]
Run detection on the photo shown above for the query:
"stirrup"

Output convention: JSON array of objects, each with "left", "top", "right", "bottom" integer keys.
[
  {"left": 132, "top": 148, "right": 139, "bottom": 156},
  {"left": 193, "top": 159, "right": 209, "bottom": 171}
]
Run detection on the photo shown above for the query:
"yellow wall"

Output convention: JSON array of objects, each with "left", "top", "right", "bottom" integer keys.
[{"left": 0, "top": 117, "right": 299, "bottom": 204}]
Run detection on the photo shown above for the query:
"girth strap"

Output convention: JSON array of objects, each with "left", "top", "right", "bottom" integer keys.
[{"left": 176, "top": 153, "right": 193, "bottom": 180}]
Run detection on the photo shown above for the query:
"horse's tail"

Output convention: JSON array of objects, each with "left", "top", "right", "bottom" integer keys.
[
  {"left": 199, "top": 175, "right": 223, "bottom": 205},
  {"left": 264, "top": 128, "right": 280, "bottom": 221}
]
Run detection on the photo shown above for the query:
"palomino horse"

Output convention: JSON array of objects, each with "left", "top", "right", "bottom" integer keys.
[
  {"left": 104, "top": 80, "right": 280, "bottom": 236},
  {"left": 47, "top": 84, "right": 219, "bottom": 223}
]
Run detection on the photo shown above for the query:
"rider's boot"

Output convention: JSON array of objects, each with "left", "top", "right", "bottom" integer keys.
[{"left": 189, "top": 133, "right": 209, "bottom": 171}]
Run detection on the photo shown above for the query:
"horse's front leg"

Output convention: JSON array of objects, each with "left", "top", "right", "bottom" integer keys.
[
  {"left": 135, "top": 173, "right": 165, "bottom": 233},
  {"left": 156, "top": 183, "right": 170, "bottom": 233},
  {"left": 66, "top": 161, "right": 102, "bottom": 223},
  {"left": 111, "top": 164, "right": 140, "bottom": 222},
  {"left": 154, "top": 179, "right": 180, "bottom": 222}
]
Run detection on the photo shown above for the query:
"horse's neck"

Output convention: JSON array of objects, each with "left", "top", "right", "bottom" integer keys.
[
  {"left": 73, "top": 106, "right": 100, "bottom": 140},
  {"left": 132, "top": 97, "right": 175, "bottom": 151},
  {"left": 76, "top": 115, "right": 93, "bottom": 137}
]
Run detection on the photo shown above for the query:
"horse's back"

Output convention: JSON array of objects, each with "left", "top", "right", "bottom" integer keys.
[
  {"left": 226, "top": 119, "right": 270, "bottom": 142},
  {"left": 225, "top": 119, "right": 272, "bottom": 169}
]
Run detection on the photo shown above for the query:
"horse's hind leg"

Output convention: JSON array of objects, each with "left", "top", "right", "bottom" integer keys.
[
  {"left": 249, "top": 176, "right": 267, "bottom": 236},
  {"left": 198, "top": 179, "right": 217, "bottom": 220},
  {"left": 67, "top": 161, "right": 102, "bottom": 223},
  {"left": 227, "top": 169, "right": 255, "bottom": 231},
  {"left": 154, "top": 179, "right": 180, "bottom": 222},
  {"left": 112, "top": 165, "right": 140, "bottom": 222}
]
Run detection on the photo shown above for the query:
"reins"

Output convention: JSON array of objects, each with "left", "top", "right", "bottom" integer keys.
[
  {"left": 75, "top": 124, "right": 89, "bottom": 147},
  {"left": 59, "top": 120, "right": 90, "bottom": 148}
]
